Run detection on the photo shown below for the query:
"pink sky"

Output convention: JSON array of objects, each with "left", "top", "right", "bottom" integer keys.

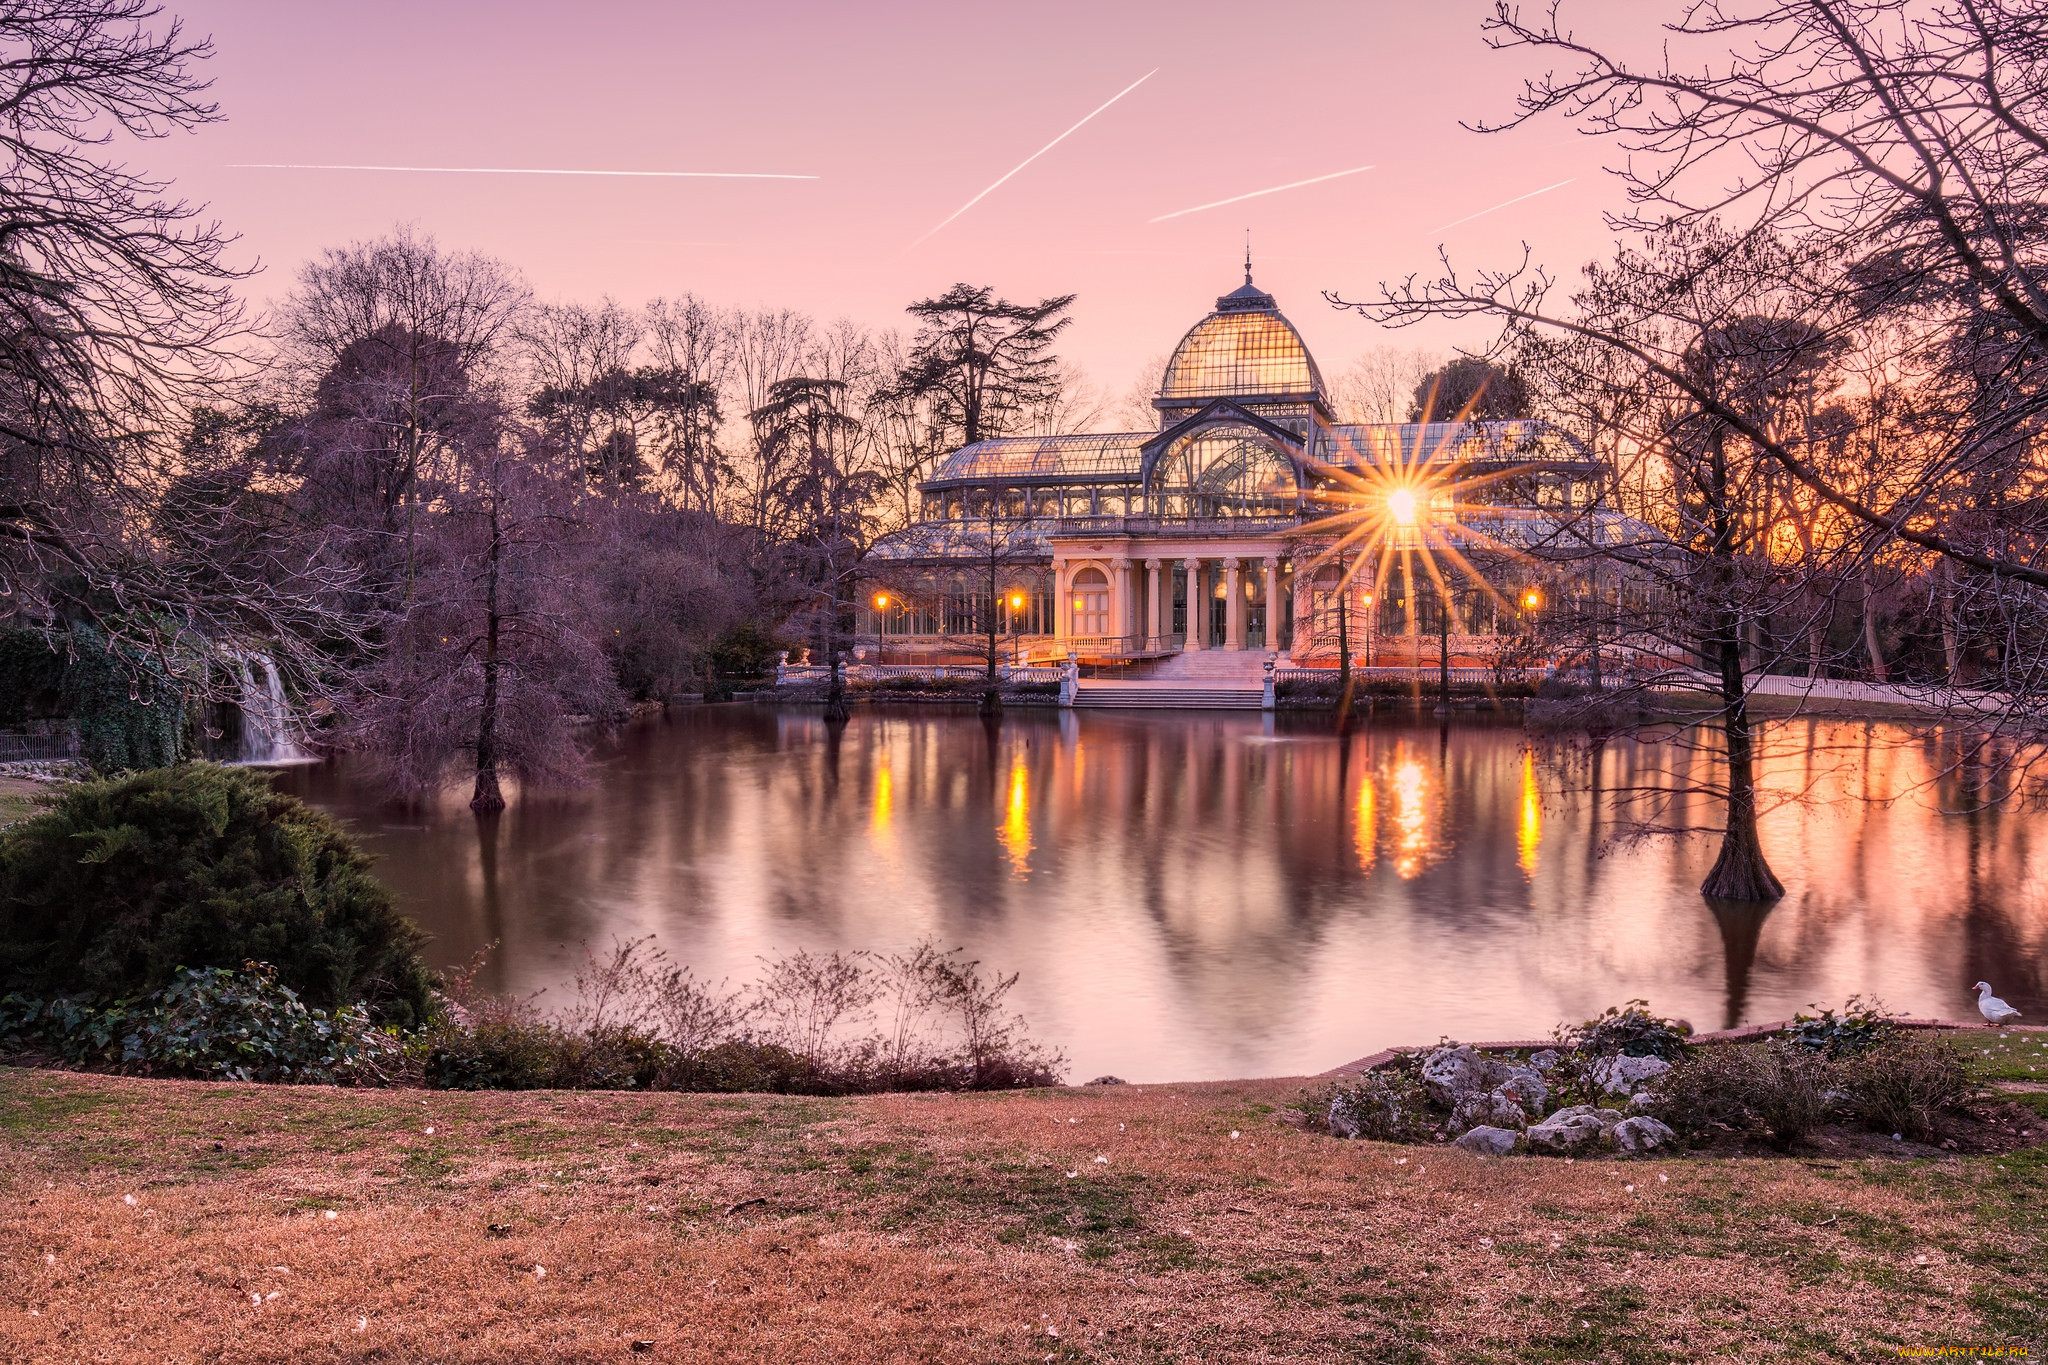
[{"left": 151, "top": 0, "right": 1651, "bottom": 397}]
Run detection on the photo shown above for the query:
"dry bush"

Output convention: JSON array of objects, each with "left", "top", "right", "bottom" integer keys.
[
  {"left": 1652, "top": 1041, "right": 1828, "bottom": 1149},
  {"left": 1834, "top": 1034, "right": 1980, "bottom": 1142},
  {"left": 424, "top": 936, "right": 1062, "bottom": 1094}
]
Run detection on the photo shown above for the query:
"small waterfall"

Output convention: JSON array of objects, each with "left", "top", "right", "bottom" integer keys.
[{"left": 228, "top": 652, "right": 313, "bottom": 765}]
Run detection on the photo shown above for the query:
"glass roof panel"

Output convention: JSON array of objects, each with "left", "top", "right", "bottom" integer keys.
[
  {"left": 1320, "top": 421, "right": 1594, "bottom": 469},
  {"left": 925, "top": 433, "right": 1147, "bottom": 485},
  {"left": 1159, "top": 310, "right": 1325, "bottom": 402}
]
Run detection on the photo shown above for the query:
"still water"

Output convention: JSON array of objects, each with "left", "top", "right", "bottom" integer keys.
[{"left": 275, "top": 706, "right": 2048, "bottom": 1083}]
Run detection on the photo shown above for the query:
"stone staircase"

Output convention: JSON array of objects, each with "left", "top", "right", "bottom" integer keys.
[
  {"left": 1073, "top": 649, "right": 1274, "bottom": 708},
  {"left": 1072, "top": 679, "right": 1263, "bottom": 709}
]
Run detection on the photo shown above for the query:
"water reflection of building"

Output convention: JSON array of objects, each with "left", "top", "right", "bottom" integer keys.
[{"left": 861, "top": 269, "right": 1639, "bottom": 666}]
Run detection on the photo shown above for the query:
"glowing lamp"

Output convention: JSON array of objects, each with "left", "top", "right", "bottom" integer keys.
[
  {"left": 1010, "top": 593, "right": 1025, "bottom": 609},
  {"left": 1362, "top": 593, "right": 1374, "bottom": 606},
  {"left": 873, "top": 593, "right": 890, "bottom": 609},
  {"left": 1523, "top": 590, "right": 1542, "bottom": 609},
  {"left": 1386, "top": 488, "right": 1418, "bottom": 526}
]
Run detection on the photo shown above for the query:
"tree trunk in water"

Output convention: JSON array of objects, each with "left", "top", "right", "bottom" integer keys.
[
  {"left": 470, "top": 497, "right": 506, "bottom": 814},
  {"left": 1701, "top": 631, "right": 1783, "bottom": 901},
  {"left": 823, "top": 600, "right": 848, "bottom": 724},
  {"left": 1700, "top": 429, "right": 1781, "bottom": 902},
  {"left": 981, "top": 591, "right": 1002, "bottom": 717}
]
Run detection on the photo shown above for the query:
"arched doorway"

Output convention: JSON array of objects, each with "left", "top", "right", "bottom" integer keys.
[{"left": 1072, "top": 567, "right": 1111, "bottom": 637}]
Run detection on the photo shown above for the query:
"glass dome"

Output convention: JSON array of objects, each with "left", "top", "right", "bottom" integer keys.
[{"left": 1157, "top": 277, "right": 1326, "bottom": 405}]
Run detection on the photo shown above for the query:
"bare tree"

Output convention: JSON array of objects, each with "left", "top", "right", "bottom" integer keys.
[
  {"left": 1330, "top": 345, "right": 1441, "bottom": 424},
  {"left": 1508, "top": 223, "right": 1891, "bottom": 899},
  {"left": 277, "top": 227, "right": 530, "bottom": 613},
  {"left": 751, "top": 376, "right": 876, "bottom": 722},
  {"left": 1355, "top": 1, "right": 2048, "bottom": 588},
  {"left": 520, "top": 297, "right": 643, "bottom": 487},
  {"left": 348, "top": 427, "right": 622, "bottom": 811},
  {"left": 1024, "top": 359, "right": 1110, "bottom": 435},
  {"left": 727, "top": 307, "right": 817, "bottom": 541},
  {"left": 642, "top": 294, "right": 732, "bottom": 515},
  {"left": 1109, "top": 353, "right": 1169, "bottom": 430},
  {"left": 0, "top": 1, "right": 361, "bottom": 699}
]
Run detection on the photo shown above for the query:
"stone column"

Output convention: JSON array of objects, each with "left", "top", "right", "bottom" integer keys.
[
  {"left": 1262, "top": 557, "right": 1281, "bottom": 653},
  {"left": 1223, "top": 556, "right": 1244, "bottom": 651},
  {"left": 1289, "top": 562, "right": 1313, "bottom": 663},
  {"left": 1145, "top": 558, "right": 1163, "bottom": 649},
  {"left": 1111, "top": 557, "right": 1133, "bottom": 643},
  {"left": 1182, "top": 557, "right": 1203, "bottom": 650},
  {"left": 1053, "top": 559, "right": 1070, "bottom": 642}
]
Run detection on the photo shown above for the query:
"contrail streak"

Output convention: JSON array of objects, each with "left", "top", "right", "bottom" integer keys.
[
  {"left": 1433, "top": 177, "right": 1576, "bottom": 232},
  {"left": 908, "top": 68, "right": 1158, "bottom": 249},
  {"left": 1148, "top": 165, "right": 1375, "bottom": 223},
  {"left": 227, "top": 163, "right": 818, "bottom": 180}
]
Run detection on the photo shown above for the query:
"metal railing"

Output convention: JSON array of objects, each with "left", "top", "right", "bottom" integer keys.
[
  {"left": 774, "top": 659, "right": 1066, "bottom": 687},
  {"left": 1048, "top": 514, "right": 1307, "bottom": 538},
  {"left": 0, "top": 728, "right": 80, "bottom": 763},
  {"left": 1273, "top": 665, "right": 1549, "bottom": 686}
]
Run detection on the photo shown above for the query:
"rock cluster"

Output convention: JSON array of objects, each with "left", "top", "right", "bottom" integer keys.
[
  {"left": 1328, "top": 1043, "right": 1678, "bottom": 1158},
  {"left": 1420, "top": 1045, "right": 1550, "bottom": 1133}
]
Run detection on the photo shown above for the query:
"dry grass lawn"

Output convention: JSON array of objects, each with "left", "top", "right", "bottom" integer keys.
[{"left": 0, "top": 1066, "right": 2041, "bottom": 1362}]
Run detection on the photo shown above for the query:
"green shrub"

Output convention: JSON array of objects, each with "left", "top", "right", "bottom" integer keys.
[
  {"left": 661, "top": 1038, "right": 817, "bottom": 1093},
  {"left": 0, "top": 961, "right": 400, "bottom": 1083},
  {"left": 1566, "top": 999, "right": 1693, "bottom": 1060},
  {"left": 419, "top": 1014, "right": 568, "bottom": 1090},
  {"left": 1651, "top": 1040, "right": 1828, "bottom": 1149},
  {"left": 1786, "top": 995, "right": 1897, "bottom": 1058},
  {"left": 0, "top": 763, "right": 434, "bottom": 1027},
  {"left": 706, "top": 623, "right": 783, "bottom": 685},
  {"left": 1835, "top": 1033, "right": 1978, "bottom": 1141}
]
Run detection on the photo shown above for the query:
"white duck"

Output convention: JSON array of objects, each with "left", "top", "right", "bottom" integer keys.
[{"left": 1975, "top": 981, "right": 2023, "bottom": 1028}]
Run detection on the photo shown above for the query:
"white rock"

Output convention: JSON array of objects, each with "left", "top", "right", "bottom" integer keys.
[
  {"left": 1497, "top": 1068, "right": 1550, "bottom": 1113},
  {"left": 1591, "top": 1054, "right": 1672, "bottom": 1095},
  {"left": 1453, "top": 1126, "right": 1520, "bottom": 1156},
  {"left": 1453, "top": 1087, "right": 1531, "bottom": 1133},
  {"left": 1420, "top": 1046, "right": 1497, "bottom": 1105},
  {"left": 1609, "top": 1115, "right": 1677, "bottom": 1154},
  {"left": 1526, "top": 1106, "right": 1609, "bottom": 1154},
  {"left": 1527, "top": 1049, "right": 1561, "bottom": 1072}
]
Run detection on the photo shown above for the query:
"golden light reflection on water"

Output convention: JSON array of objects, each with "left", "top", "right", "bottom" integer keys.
[
  {"left": 1001, "top": 761, "right": 1033, "bottom": 880},
  {"left": 1392, "top": 756, "right": 1429, "bottom": 879},
  {"left": 281, "top": 711, "right": 2048, "bottom": 1086},
  {"left": 872, "top": 764, "right": 893, "bottom": 838},
  {"left": 1354, "top": 771, "right": 1377, "bottom": 873},
  {"left": 1518, "top": 748, "right": 1541, "bottom": 877}
]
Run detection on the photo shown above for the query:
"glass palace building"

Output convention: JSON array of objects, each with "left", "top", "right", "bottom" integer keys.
[{"left": 860, "top": 273, "right": 1630, "bottom": 666}]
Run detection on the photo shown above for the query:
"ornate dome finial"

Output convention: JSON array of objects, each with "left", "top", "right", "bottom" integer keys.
[{"left": 1244, "top": 230, "right": 1253, "bottom": 287}]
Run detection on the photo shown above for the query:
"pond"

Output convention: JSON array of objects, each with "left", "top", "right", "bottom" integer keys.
[{"left": 274, "top": 705, "right": 2048, "bottom": 1083}]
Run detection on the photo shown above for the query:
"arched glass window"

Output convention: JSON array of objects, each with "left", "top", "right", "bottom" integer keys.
[
  {"left": 1072, "top": 567, "right": 1111, "bottom": 636},
  {"left": 1148, "top": 426, "right": 1299, "bottom": 519}
]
